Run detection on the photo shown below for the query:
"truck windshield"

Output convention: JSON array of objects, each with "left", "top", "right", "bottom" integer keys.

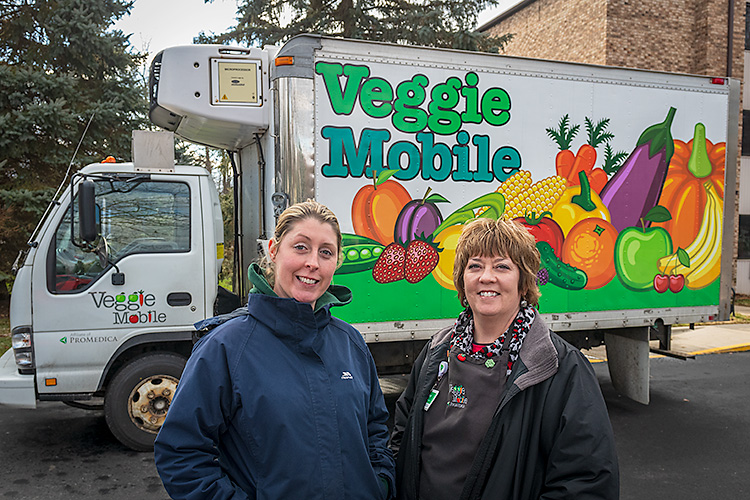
[{"left": 50, "top": 180, "right": 190, "bottom": 293}]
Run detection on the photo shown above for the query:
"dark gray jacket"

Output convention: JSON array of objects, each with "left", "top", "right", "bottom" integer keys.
[{"left": 390, "top": 315, "right": 619, "bottom": 500}]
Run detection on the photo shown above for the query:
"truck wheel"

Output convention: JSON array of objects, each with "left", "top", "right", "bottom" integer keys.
[{"left": 104, "top": 353, "right": 186, "bottom": 451}]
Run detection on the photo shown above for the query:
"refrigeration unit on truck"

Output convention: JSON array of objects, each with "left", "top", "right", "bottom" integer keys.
[{"left": 2, "top": 35, "right": 738, "bottom": 451}]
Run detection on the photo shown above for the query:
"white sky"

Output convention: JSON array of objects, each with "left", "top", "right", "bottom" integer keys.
[
  {"left": 113, "top": 0, "right": 240, "bottom": 66},
  {"left": 113, "top": 0, "right": 521, "bottom": 67}
]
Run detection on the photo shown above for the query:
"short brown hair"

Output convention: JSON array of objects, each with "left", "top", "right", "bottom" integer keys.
[
  {"left": 260, "top": 200, "right": 342, "bottom": 287},
  {"left": 453, "top": 218, "right": 541, "bottom": 307}
]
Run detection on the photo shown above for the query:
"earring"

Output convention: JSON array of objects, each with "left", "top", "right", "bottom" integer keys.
[
  {"left": 461, "top": 297, "right": 468, "bottom": 308},
  {"left": 520, "top": 299, "right": 528, "bottom": 308}
]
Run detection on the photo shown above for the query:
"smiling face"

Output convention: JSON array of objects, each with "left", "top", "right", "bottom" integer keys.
[
  {"left": 269, "top": 217, "right": 339, "bottom": 308},
  {"left": 463, "top": 254, "right": 523, "bottom": 340}
]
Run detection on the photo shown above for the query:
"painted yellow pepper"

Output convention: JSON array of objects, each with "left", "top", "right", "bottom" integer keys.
[{"left": 551, "top": 171, "right": 610, "bottom": 236}]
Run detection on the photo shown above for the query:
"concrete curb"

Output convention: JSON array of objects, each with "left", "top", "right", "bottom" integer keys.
[{"left": 584, "top": 318, "right": 750, "bottom": 363}]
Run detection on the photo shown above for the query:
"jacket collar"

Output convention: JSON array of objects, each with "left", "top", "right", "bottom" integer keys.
[
  {"left": 513, "top": 315, "right": 559, "bottom": 390},
  {"left": 246, "top": 263, "right": 354, "bottom": 346},
  {"left": 247, "top": 263, "right": 352, "bottom": 313},
  {"left": 428, "top": 313, "right": 559, "bottom": 390}
]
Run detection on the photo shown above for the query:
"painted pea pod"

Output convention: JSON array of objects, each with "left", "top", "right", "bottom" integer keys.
[{"left": 336, "top": 244, "right": 384, "bottom": 274}]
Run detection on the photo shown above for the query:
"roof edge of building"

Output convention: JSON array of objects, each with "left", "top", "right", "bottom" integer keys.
[{"left": 477, "top": 0, "right": 539, "bottom": 32}]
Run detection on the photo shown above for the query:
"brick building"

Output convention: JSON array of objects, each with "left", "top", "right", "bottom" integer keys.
[{"left": 480, "top": 0, "right": 750, "bottom": 295}]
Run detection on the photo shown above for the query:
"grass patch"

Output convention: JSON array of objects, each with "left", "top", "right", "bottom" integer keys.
[
  {"left": 0, "top": 315, "right": 9, "bottom": 356},
  {"left": 735, "top": 294, "right": 750, "bottom": 308},
  {"left": 730, "top": 312, "right": 750, "bottom": 323}
]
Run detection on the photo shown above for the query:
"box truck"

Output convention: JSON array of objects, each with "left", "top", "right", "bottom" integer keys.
[{"left": 1, "top": 35, "right": 738, "bottom": 450}]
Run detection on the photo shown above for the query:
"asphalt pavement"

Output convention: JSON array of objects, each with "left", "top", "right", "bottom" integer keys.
[
  {"left": 381, "top": 309, "right": 750, "bottom": 499},
  {"left": 594, "top": 350, "right": 750, "bottom": 499},
  {"left": 1, "top": 309, "right": 747, "bottom": 499},
  {"left": 582, "top": 305, "right": 750, "bottom": 362}
]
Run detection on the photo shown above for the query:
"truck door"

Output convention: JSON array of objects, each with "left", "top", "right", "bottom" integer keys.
[{"left": 30, "top": 175, "right": 205, "bottom": 396}]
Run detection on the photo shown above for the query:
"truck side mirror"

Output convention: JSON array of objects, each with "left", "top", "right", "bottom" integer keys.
[{"left": 78, "top": 180, "right": 98, "bottom": 243}]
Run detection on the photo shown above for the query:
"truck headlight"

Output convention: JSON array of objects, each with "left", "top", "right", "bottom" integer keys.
[
  {"left": 11, "top": 332, "right": 31, "bottom": 349},
  {"left": 11, "top": 326, "right": 34, "bottom": 374}
]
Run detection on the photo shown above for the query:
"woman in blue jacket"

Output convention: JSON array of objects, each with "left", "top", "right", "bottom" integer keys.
[{"left": 154, "top": 200, "right": 395, "bottom": 500}]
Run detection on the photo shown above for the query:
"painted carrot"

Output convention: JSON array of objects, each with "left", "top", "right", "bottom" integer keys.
[
  {"left": 555, "top": 149, "right": 576, "bottom": 179},
  {"left": 546, "top": 115, "right": 580, "bottom": 179},
  {"left": 567, "top": 144, "right": 597, "bottom": 185},
  {"left": 588, "top": 168, "right": 608, "bottom": 193}
]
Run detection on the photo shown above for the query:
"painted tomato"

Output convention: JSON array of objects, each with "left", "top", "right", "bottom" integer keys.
[{"left": 513, "top": 212, "right": 565, "bottom": 258}]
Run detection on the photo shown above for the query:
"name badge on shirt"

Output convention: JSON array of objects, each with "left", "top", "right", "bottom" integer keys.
[{"left": 424, "top": 389, "right": 439, "bottom": 411}]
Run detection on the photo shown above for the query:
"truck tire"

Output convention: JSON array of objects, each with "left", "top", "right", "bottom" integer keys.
[{"left": 104, "top": 353, "right": 186, "bottom": 451}]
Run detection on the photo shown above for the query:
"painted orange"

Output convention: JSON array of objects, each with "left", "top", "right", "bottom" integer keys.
[
  {"left": 561, "top": 218, "right": 618, "bottom": 289},
  {"left": 351, "top": 179, "right": 411, "bottom": 245},
  {"left": 652, "top": 139, "right": 725, "bottom": 249}
]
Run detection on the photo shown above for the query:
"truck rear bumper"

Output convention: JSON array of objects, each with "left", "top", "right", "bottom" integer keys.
[{"left": 0, "top": 349, "right": 36, "bottom": 408}]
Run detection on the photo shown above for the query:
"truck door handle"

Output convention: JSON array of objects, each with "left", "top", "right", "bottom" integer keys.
[{"left": 167, "top": 292, "right": 192, "bottom": 306}]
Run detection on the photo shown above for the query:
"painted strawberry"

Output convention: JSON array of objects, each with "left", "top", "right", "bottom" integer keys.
[
  {"left": 373, "top": 243, "right": 406, "bottom": 283},
  {"left": 404, "top": 239, "right": 439, "bottom": 283}
]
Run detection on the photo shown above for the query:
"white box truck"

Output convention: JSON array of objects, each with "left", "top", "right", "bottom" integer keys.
[{"left": 2, "top": 35, "right": 739, "bottom": 450}]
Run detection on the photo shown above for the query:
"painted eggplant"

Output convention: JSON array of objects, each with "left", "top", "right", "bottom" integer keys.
[
  {"left": 599, "top": 107, "right": 676, "bottom": 232},
  {"left": 393, "top": 188, "right": 448, "bottom": 244}
]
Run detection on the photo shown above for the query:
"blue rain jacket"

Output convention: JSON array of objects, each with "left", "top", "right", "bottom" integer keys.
[{"left": 154, "top": 265, "right": 395, "bottom": 499}]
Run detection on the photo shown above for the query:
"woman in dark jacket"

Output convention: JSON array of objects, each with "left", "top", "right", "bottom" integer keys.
[
  {"left": 154, "top": 200, "right": 395, "bottom": 500},
  {"left": 390, "top": 218, "right": 618, "bottom": 500}
]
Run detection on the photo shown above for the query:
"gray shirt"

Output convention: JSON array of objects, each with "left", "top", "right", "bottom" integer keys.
[{"left": 419, "top": 336, "right": 512, "bottom": 500}]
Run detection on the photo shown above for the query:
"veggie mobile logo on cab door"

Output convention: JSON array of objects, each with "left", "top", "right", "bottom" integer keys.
[{"left": 89, "top": 290, "right": 167, "bottom": 325}]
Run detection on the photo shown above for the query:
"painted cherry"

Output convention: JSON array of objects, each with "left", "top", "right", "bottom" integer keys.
[
  {"left": 653, "top": 274, "right": 669, "bottom": 293},
  {"left": 669, "top": 274, "right": 685, "bottom": 293}
]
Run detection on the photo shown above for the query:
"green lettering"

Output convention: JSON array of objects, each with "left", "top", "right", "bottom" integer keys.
[
  {"left": 315, "top": 62, "right": 370, "bottom": 115},
  {"left": 321, "top": 127, "right": 390, "bottom": 178},
  {"left": 492, "top": 147, "right": 521, "bottom": 182},
  {"left": 393, "top": 75, "right": 428, "bottom": 133},
  {"left": 360, "top": 78, "right": 393, "bottom": 118},
  {"left": 387, "top": 141, "right": 421, "bottom": 180},
  {"left": 417, "top": 132, "right": 452, "bottom": 181},
  {"left": 427, "top": 77, "right": 461, "bottom": 135},
  {"left": 460, "top": 72, "right": 482, "bottom": 125},
  {"left": 481, "top": 88, "right": 511, "bottom": 126},
  {"left": 472, "top": 135, "right": 493, "bottom": 182},
  {"left": 451, "top": 131, "right": 472, "bottom": 181}
]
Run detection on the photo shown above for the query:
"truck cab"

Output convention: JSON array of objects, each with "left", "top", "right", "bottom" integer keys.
[{"left": 1, "top": 139, "right": 224, "bottom": 450}]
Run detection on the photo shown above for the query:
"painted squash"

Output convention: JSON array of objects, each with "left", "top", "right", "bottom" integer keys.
[{"left": 652, "top": 123, "right": 724, "bottom": 250}]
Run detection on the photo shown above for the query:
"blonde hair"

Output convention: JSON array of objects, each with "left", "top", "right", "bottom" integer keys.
[
  {"left": 260, "top": 200, "right": 343, "bottom": 287},
  {"left": 452, "top": 218, "right": 541, "bottom": 308}
]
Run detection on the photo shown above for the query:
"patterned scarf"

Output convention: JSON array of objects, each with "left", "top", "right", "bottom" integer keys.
[{"left": 449, "top": 304, "right": 535, "bottom": 376}]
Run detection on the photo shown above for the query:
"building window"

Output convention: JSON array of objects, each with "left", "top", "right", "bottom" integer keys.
[
  {"left": 740, "top": 214, "right": 750, "bottom": 260},
  {"left": 746, "top": 3, "right": 750, "bottom": 50},
  {"left": 743, "top": 111, "right": 750, "bottom": 156}
]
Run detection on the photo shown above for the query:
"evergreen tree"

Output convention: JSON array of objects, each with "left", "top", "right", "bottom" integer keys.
[
  {"left": 202, "top": 0, "right": 512, "bottom": 53},
  {"left": 0, "top": 0, "right": 147, "bottom": 295}
]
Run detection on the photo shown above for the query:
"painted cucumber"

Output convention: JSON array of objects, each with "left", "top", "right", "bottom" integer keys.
[
  {"left": 337, "top": 243, "right": 384, "bottom": 274},
  {"left": 537, "top": 241, "right": 588, "bottom": 290}
]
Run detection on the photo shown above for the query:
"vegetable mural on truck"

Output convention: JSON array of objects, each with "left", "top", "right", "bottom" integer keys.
[{"left": 312, "top": 58, "right": 727, "bottom": 322}]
